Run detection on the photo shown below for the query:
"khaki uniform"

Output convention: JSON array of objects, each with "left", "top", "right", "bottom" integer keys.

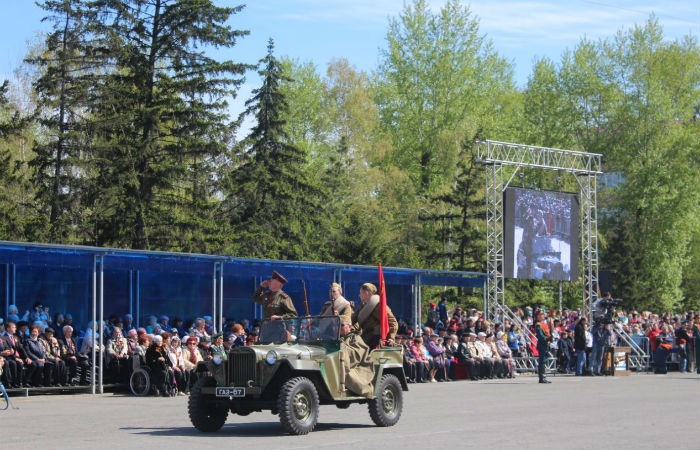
[
  {"left": 351, "top": 300, "right": 398, "bottom": 348},
  {"left": 253, "top": 287, "right": 298, "bottom": 319},
  {"left": 340, "top": 331, "right": 375, "bottom": 398},
  {"left": 319, "top": 296, "right": 353, "bottom": 325}
]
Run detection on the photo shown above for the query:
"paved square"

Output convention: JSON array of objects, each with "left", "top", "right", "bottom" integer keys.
[{"left": 3, "top": 373, "right": 698, "bottom": 450}]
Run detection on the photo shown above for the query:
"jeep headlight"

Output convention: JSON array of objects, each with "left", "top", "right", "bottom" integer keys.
[
  {"left": 265, "top": 350, "right": 278, "bottom": 365},
  {"left": 213, "top": 355, "right": 223, "bottom": 366}
]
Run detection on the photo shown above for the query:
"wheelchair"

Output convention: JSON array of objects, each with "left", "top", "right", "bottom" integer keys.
[{"left": 129, "top": 354, "right": 178, "bottom": 397}]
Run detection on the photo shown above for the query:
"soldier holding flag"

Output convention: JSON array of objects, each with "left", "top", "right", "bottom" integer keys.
[{"left": 351, "top": 267, "right": 398, "bottom": 348}]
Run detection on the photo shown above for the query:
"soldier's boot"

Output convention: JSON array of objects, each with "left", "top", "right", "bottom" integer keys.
[{"left": 538, "top": 363, "right": 551, "bottom": 384}]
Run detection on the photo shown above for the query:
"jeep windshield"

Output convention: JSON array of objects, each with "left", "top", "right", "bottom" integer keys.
[{"left": 258, "top": 316, "right": 340, "bottom": 345}]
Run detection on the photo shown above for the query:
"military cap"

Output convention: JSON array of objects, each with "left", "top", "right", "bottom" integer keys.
[
  {"left": 360, "top": 282, "right": 377, "bottom": 294},
  {"left": 201, "top": 335, "right": 211, "bottom": 343},
  {"left": 44, "top": 327, "right": 55, "bottom": 334},
  {"left": 271, "top": 270, "right": 288, "bottom": 284},
  {"left": 477, "top": 332, "right": 486, "bottom": 337},
  {"left": 212, "top": 333, "right": 223, "bottom": 340},
  {"left": 469, "top": 332, "right": 477, "bottom": 337}
]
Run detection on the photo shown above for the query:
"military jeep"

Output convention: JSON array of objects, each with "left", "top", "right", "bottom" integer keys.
[{"left": 187, "top": 315, "right": 407, "bottom": 435}]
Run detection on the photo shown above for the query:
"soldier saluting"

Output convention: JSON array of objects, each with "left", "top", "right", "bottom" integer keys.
[{"left": 253, "top": 271, "right": 298, "bottom": 320}]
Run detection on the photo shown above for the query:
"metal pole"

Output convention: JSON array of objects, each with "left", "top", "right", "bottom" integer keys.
[
  {"left": 218, "top": 262, "right": 223, "bottom": 334},
  {"left": 11, "top": 263, "right": 16, "bottom": 305},
  {"left": 212, "top": 264, "right": 217, "bottom": 333},
  {"left": 99, "top": 255, "right": 104, "bottom": 394},
  {"left": 4, "top": 264, "right": 9, "bottom": 317},
  {"left": 483, "top": 279, "right": 488, "bottom": 315},
  {"left": 129, "top": 269, "right": 133, "bottom": 317},
  {"left": 91, "top": 256, "right": 96, "bottom": 395},
  {"left": 559, "top": 281, "right": 563, "bottom": 313},
  {"left": 135, "top": 271, "right": 140, "bottom": 328},
  {"left": 417, "top": 275, "right": 422, "bottom": 334}
]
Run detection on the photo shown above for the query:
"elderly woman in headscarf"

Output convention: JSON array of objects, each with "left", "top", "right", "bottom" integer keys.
[
  {"left": 146, "top": 334, "right": 173, "bottom": 396},
  {"left": 167, "top": 335, "right": 188, "bottom": 395}
]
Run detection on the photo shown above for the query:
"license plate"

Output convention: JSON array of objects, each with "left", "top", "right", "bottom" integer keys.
[{"left": 216, "top": 387, "right": 245, "bottom": 397}]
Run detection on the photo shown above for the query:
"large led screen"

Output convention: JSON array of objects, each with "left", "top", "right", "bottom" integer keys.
[{"left": 504, "top": 188, "right": 579, "bottom": 281}]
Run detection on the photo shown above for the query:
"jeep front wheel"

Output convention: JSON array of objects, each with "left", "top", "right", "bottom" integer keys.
[
  {"left": 368, "top": 374, "right": 403, "bottom": 427},
  {"left": 188, "top": 376, "right": 228, "bottom": 432},
  {"left": 277, "top": 377, "right": 319, "bottom": 435}
]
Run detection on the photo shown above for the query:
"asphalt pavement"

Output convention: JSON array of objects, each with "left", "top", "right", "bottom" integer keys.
[{"left": 2, "top": 373, "right": 698, "bottom": 450}]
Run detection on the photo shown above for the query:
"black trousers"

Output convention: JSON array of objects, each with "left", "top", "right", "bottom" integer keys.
[
  {"left": 695, "top": 340, "right": 700, "bottom": 374},
  {"left": 173, "top": 368, "right": 190, "bottom": 393},
  {"left": 538, "top": 350, "right": 548, "bottom": 380},
  {"left": 1, "top": 358, "right": 21, "bottom": 386}
]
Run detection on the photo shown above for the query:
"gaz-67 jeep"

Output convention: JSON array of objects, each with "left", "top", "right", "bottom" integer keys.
[{"left": 188, "top": 315, "right": 407, "bottom": 435}]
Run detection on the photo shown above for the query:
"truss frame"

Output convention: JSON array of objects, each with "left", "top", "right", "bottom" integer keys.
[{"left": 477, "top": 140, "right": 602, "bottom": 324}]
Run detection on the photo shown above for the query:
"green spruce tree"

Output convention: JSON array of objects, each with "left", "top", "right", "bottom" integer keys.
[{"left": 226, "top": 39, "right": 320, "bottom": 260}]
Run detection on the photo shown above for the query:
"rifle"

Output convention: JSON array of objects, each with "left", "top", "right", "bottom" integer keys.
[{"left": 298, "top": 266, "right": 310, "bottom": 316}]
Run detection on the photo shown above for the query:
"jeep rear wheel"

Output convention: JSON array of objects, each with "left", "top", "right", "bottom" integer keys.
[
  {"left": 277, "top": 377, "right": 319, "bottom": 435},
  {"left": 188, "top": 376, "right": 228, "bottom": 432},
  {"left": 368, "top": 374, "right": 403, "bottom": 427}
]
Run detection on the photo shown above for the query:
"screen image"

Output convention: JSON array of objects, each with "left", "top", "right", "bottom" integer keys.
[{"left": 503, "top": 188, "right": 579, "bottom": 281}]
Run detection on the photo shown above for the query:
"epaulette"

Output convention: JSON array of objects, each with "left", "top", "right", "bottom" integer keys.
[{"left": 280, "top": 292, "right": 289, "bottom": 298}]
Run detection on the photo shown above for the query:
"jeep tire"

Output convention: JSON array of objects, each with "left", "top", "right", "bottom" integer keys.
[
  {"left": 188, "top": 375, "right": 228, "bottom": 432},
  {"left": 277, "top": 377, "right": 319, "bottom": 435},
  {"left": 368, "top": 374, "right": 403, "bottom": 427}
]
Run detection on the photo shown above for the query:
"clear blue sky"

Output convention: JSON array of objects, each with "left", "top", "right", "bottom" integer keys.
[{"left": 1, "top": 0, "right": 698, "bottom": 112}]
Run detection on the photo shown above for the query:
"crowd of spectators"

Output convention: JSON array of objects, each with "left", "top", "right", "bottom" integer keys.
[{"left": 1, "top": 297, "right": 698, "bottom": 395}]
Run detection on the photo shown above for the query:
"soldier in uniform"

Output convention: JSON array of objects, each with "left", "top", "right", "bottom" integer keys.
[
  {"left": 252, "top": 271, "right": 298, "bottom": 320},
  {"left": 351, "top": 283, "right": 398, "bottom": 349},
  {"left": 319, "top": 283, "right": 353, "bottom": 325},
  {"left": 535, "top": 309, "right": 552, "bottom": 383},
  {"left": 339, "top": 320, "right": 374, "bottom": 398},
  {"left": 692, "top": 315, "right": 700, "bottom": 374}
]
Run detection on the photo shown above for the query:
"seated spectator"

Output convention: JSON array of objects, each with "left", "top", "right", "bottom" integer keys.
[
  {"left": 198, "top": 335, "right": 212, "bottom": 361},
  {"left": 41, "top": 328, "right": 67, "bottom": 385},
  {"left": 59, "top": 325, "right": 88, "bottom": 385},
  {"left": 125, "top": 329, "right": 139, "bottom": 356},
  {"left": 411, "top": 336, "right": 435, "bottom": 382},
  {"left": 146, "top": 334, "right": 173, "bottom": 396},
  {"left": 494, "top": 331, "right": 515, "bottom": 378},
  {"left": 183, "top": 336, "right": 203, "bottom": 390},
  {"left": 123, "top": 314, "right": 135, "bottom": 332},
  {"left": 230, "top": 324, "right": 246, "bottom": 347},
  {"left": 167, "top": 335, "right": 188, "bottom": 395},
  {"left": 189, "top": 318, "right": 210, "bottom": 342},
  {"left": 469, "top": 332, "right": 494, "bottom": 379},
  {"left": 485, "top": 333, "right": 509, "bottom": 378},
  {"left": 7, "top": 304, "right": 20, "bottom": 323},
  {"left": 1, "top": 321, "right": 27, "bottom": 387},
  {"left": 106, "top": 327, "right": 129, "bottom": 382},
  {"left": 24, "top": 324, "right": 50, "bottom": 386},
  {"left": 245, "top": 332, "right": 258, "bottom": 346},
  {"left": 456, "top": 333, "right": 479, "bottom": 380}
]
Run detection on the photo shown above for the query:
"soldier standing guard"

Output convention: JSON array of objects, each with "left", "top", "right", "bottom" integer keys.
[
  {"left": 253, "top": 271, "right": 298, "bottom": 320},
  {"left": 535, "top": 310, "right": 552, "bottom": 384}
]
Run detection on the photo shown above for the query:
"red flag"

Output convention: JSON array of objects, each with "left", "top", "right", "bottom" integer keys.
[{"left": 378, "top": 263, "right": 389, "bottom": 343}]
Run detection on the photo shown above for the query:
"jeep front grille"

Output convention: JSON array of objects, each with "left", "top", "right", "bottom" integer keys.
[{"left": 228, "top": 350, "right": 257, "bottom": 386}]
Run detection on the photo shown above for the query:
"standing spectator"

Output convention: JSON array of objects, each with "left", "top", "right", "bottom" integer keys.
[
  {"left": 674, "top": 321, "right": 690, "bottom": 373},
  {"left": 7, "top": 305, "right": 20, "bottom": 323},
  {"left": 426, "top": 302, "right": 439, "bottom": 329},
  {"left": 123, "top": 314, "right": 135, "bottom": 332},
  {"left": 693, "top": 316, "right": 700, "bottom": 374},
  {"left": 507, "top": 324, "right": 521, "bottom": 357},
  {"left": 590, "top": 322, "right": 611, "bottom": 376},
  {"left": 189, "top": 318, "right": 210, "bottom": 342},
  {"left": 574, "top": 317, "right": 587, "bottom": 375},
  {"left": 557, "top": 330, "right": 573, "bottom": 373},
  {"left": 437, "top": 298, "right": 448, "bottom": 325}
]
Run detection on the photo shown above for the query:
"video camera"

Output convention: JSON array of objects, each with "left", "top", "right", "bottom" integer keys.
[{"left": 591, "top": 297, "right": 622, "bottom": 326}]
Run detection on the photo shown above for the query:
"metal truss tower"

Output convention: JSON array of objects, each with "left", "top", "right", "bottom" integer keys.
[{"left": 477, "top": 140, "right": 602, "bottom": 321}]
